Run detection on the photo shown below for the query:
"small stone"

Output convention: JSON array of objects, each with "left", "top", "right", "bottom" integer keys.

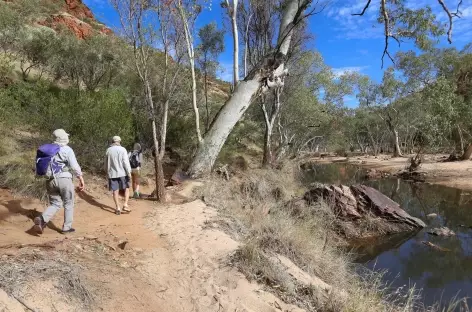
[
  {"left": 427, "top": 227, "right": 455, "bottom": 236},
  {"left": 117, "top": 241, "right": 128, "bottom": 250},
  {"left": 426, "top": 213, "right": 438, "bottom": 218}
]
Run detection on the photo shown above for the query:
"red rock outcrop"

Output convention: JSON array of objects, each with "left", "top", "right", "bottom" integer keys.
[
  {"left": 38, "top": 13, "right": 93, "bottom": 39},
  {"left": 3, "top": 0, "right": 112, "bottom": 39},
  {"left": 64, "top": 0, "right": 94, "bottom": 19}
]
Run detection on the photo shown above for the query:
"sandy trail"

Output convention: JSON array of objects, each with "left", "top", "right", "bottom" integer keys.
[{"left": 0, "top": 181, "right": 303, "bottom": 312}]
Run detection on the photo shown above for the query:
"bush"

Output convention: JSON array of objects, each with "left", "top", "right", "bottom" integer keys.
[
  {"left": 2, "top": 81, "right": 135, "bottom": 172},
  {"left": 334, "top": 147, "right": 348, "bottom": 157}
]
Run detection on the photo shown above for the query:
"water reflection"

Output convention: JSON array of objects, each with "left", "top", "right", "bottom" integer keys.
[{"left": 302, "top": 163, "right": 472, "bottom": 308}]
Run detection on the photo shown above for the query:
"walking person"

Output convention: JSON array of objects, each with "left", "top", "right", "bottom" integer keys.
[
  {"left": 106, "top": 136, "right": 132, "bottom": 215},
  {"left": 33, "top": 129, "right": 85, "bottom": 234},
  {"left": 128, "top": 143, "right": 143, "bottom": 199}
]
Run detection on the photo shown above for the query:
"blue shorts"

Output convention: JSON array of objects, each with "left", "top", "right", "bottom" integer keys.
[{"left": 108, "top": 176, "right": 130, "bottom": 191}]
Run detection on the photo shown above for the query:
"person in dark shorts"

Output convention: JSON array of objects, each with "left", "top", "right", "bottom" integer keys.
[
  {"left": 128, "top": 143, "right": 143, "bottom": 199},
  {"left": 105, "top": 136, "right": 132, "bottom": 215}
]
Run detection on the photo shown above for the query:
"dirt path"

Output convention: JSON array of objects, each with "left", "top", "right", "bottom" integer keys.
[
  {"left": 0, "top": 181, "right": 303, "bottom": 312},
  {"left": 309, "top": 154, "right": 472, "bottom": 191}
]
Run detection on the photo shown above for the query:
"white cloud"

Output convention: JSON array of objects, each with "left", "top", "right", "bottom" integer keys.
[
  {"left": 462, "top": 6, "right": 472, "bottom": 17},
  {"left": 332, "top": 66, "right": 367, "bottom": 77}
]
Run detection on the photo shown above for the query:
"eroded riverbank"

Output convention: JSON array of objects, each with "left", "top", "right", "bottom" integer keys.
[{"left": 300, "top": 161, "right": 472, "bottom": 308}]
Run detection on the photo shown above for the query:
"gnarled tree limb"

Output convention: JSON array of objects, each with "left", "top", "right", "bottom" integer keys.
[
  {"left": 437, "top": 0, "right": 462, "bottom": 44},
  {"left": 352, "top": 0, "right": 372, "bottom": 16}
]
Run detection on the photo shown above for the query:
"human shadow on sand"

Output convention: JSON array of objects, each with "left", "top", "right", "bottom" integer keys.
[
  {"left": 78, "top": 191, "right": 118, "bottom": 214},
  {"left": 1, "top": 200, "right": 63, "bottom": 236}
]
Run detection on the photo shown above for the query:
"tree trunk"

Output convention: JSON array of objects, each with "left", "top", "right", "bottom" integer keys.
[
  {"left": 204, "top": 70, "right": 210, "bottom": 132},
  {"left": 178, "top": 2, "right": 203, "bottom": 144},
  {"left": 461, "top": 143, "right": 472, "bottom": 160},
  {"left": 243, "top": 13, "right": 253, "bottom": 77},
  {"left": 261, "top": 89, "right": 282, "bottom": 167},
  {"left": 262, "top": 126, "right": 272, "bottom": 167},
  {"left": 393, "top": 129, "right": 403, "bottom": 157},
  {"left": 187, "top": 0, "right": 309, "bottom": 177},
  {"left": 356, "top": 135, "right": 364, "bottom": 153},
  {"left": 187, "top": 79, "right": 260, "bottom": 176},
  {"left": 367, "top": 131, "right": 378, "bottom": 156},
  {"left": 230, "top": 0, "right": 239, "bottom": 88},
  {"left": 457, "top": 124, "right": 465, "bottom": 154},
  {"left": 152, "top": 119, "right": 166, "bottom": 202},
  {"left": 386, "top": 117, "right": 402, "bottom": 157},
  {"left": 146, "top": 83, "right": 166, "bottom": 203}
]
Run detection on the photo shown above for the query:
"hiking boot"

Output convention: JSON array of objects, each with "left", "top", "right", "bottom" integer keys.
[
  {"left": 133, "top": 192, "right": 140, "bottom": 199},
  {"left": 115, "top": 209, "right": 121, "bottom": 215},
  {"left": 33, "top": 216, "right": 46, "bottom": 234},
  {"left": 62, "top": 228, "right": 76, "bottom": 234}
]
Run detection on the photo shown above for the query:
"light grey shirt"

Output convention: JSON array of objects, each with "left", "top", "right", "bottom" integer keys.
[
  {"left": 105, "top": 144, "right": 131, "bottom": 179},
  {"left": 48, "top": 145, "right": 83, "bottom": 179}
]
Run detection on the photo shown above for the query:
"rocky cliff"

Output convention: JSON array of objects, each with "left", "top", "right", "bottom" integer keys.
[{"left": 3, "top": 0, "right": 111, "bottom": 39}]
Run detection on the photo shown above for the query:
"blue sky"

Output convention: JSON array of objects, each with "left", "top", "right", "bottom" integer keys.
[{"left": 83, "top": 0, "right": 472, "bottom": 107}]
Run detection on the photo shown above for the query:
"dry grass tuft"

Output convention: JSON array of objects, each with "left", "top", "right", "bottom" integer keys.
[
  {"left": 0, "top": 152, "right": 46, "bottom": 200},
  {"left": 196, "top": 166, "right": 463, "bottom": 312},
  {"left": 0, "top": 253, "right": 94, "bottom": 308}
]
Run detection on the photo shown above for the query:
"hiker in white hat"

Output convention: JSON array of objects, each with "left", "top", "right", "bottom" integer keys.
[
  {"left": 105, "top": 135, "right": 132, "bottom": 215},
  {"left": 33, "top": 129, "right": 85, "bottom": 234}
]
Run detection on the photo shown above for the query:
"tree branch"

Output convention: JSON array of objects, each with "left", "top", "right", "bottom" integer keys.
[
  {"left": 381, "top": 0, "right": 394, "bottom": 68},
  {"left": 352, "top": 0, "right": 372, "bottom": 16},
  {"left": 437, "top": 0, "right": 462, "bottom": 44}
]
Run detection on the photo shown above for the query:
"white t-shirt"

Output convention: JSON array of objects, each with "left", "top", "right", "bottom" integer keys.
[{"left": 105, "top": 145, "right": 131, "bottom": 179}]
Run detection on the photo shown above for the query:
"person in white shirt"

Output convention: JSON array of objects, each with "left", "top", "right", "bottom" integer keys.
[{"left": 105, "top": 136, "right": 131, "bottom": 215}]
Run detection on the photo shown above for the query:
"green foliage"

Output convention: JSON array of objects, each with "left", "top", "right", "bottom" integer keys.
[
  {"left": 17, "top": 27, "right": 57, "bottom": 80},
  {"left": 1, "top": 81, "right": 134, "bottom": 171},
  {"left": 196, "top": 22, "right": 224, "bottom": 76},
  {"left": 50, "top": 34, "right": 125, "bottom": 91}
]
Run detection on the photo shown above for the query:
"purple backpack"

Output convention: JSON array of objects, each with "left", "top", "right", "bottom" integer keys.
[{"left": 35, "top": 144, "right": 62, "bottom": 176}]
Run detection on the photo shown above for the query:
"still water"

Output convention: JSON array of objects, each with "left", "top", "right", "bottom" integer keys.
[{"left": 302, "top": 163, "right": 472, "bottom": 307}]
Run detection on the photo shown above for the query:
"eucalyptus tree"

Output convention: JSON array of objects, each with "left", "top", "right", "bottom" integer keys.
[
  {"left": 196, "top": 22, "right": 225, "bottom": 131},
  {"left": 111, "top": 0, "right": 185, "bottom": 202},
  {"left": 187, "top": 0, "right": 464, "bottom": 176},
  {"left": 395, "top": 47, "right": 472, "bottom": 158}
]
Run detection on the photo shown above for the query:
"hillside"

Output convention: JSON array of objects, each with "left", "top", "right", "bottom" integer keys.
[{"left": 2, "top": 0, "right": 111, "bottom": 39}]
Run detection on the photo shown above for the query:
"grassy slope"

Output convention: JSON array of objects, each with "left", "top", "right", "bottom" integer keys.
[{"left": 196, "top": 166, "right": 463, "bottom": 312}]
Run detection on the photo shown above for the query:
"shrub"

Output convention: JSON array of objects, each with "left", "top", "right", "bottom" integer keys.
[{"left": 2, "top": 81, "right": 135, "bottom": 172}]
